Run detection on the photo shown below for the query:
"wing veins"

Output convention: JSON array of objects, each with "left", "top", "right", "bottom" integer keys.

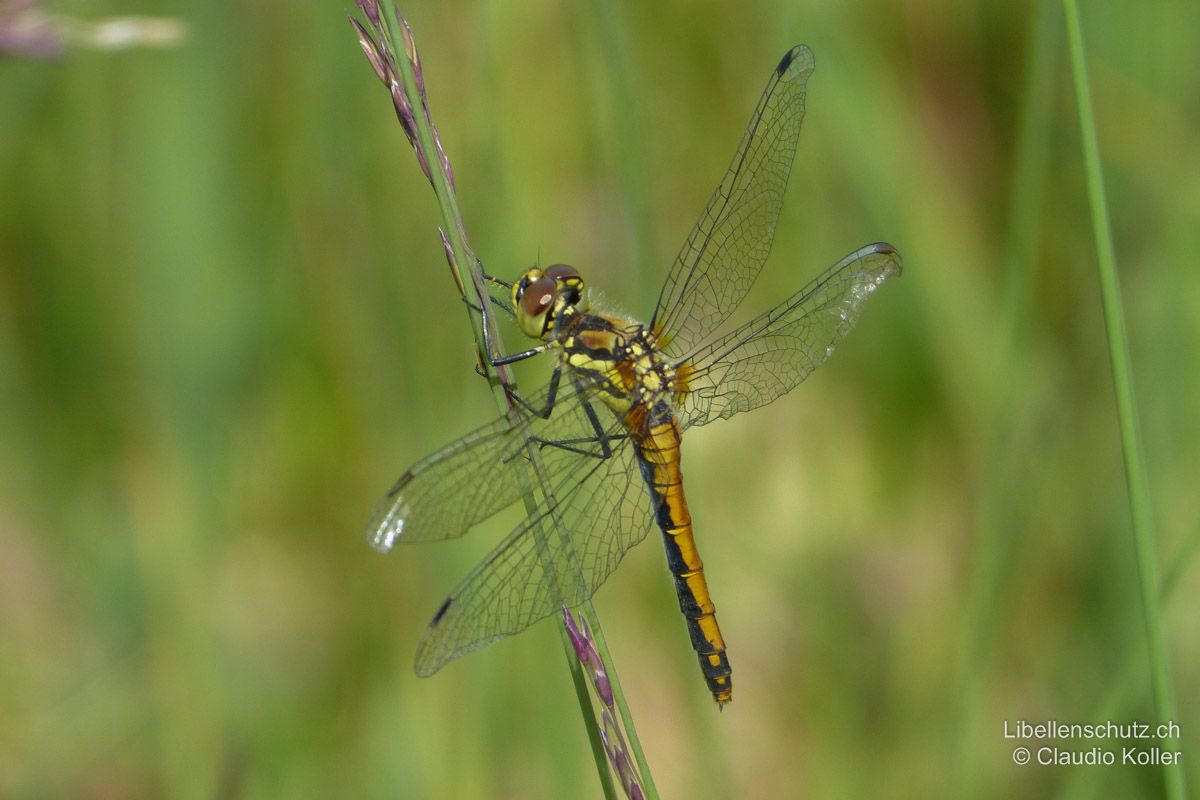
[
  {"left": 413, "top": 417, "right": 653, "bottom": 675},
  {"left": 649, "top": 46, "right": 815, "bottom": 357}
]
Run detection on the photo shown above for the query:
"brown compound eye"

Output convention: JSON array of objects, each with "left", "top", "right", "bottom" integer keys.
[
  {"left": 544, "top": 263, "right": 579, "bottom": 282},
  {"left": 520, "top": 274, "right": 557, "bottom": 317}
]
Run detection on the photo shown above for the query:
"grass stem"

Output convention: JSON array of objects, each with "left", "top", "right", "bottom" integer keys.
[{"left": 1062, "top": 3, "right": 1185, "bottom": 797}]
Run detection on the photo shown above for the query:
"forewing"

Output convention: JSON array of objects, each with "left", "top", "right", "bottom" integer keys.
[
  {"left": 413, "top": 427, "right": 655, "bottom": 675},
  {"left": 677, "top": 243, "right": 902, "bottom": 430},
  {"left": 366, "top": 377, "right": 616, "bottom": 549},
  {"left": 650, "top": 45, "right": 815, "bottom": 358}
]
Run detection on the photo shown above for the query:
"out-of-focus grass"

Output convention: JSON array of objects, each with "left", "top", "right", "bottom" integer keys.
[
  {"left": 0, "top": 1, "right": 1197, "bottom": 798},
  {"left": 1063, "top": 1, "right": 1183, "bottom": 796}
]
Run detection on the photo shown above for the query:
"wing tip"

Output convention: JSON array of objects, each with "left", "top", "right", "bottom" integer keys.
[
  {"left": 365, "top": 489, "right": 414, "bottom": 552},
  {"left": 863, "top": 241, "right": 904, "bottom": 280},
  {"left": 776, "top": 44, "right": 814, "bottom": 77}
]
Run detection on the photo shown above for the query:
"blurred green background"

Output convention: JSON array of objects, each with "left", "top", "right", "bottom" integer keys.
[{"left": 2, "top": 0, "right": 1197, "bottom": 797}]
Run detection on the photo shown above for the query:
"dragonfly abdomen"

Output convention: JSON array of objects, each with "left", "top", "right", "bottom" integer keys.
[{"left": 632, "top": 410, "right": 733, "bottom": 706}]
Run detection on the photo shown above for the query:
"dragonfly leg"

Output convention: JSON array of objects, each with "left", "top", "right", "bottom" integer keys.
[
  {"left": 469, "top": 268, "right": 546, "bottom": 372},
  {"left": 492, "top": 345, "right": 549, "bottom": 366},
  {"left": 462, "top": 293, "right": 513, "bottom": 317},
  {"left": 481, "top": 271, "right": 512, "bottom": 290},
  {"left": 479, "top": 300, "right": 548, "bottom": 368},
  {"left": 540, "top": 432, "right": 629, "bottom": 448},
  {"left": 500, "top": 364, "right": 563, "bottom": 420},
  {"left": 527, "top": 386, "right": 619, "bottom": 460}
]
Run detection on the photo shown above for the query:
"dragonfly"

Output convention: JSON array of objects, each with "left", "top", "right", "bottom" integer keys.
[{"left": 367, "top": 44, "right": 901, "bottom": 706}]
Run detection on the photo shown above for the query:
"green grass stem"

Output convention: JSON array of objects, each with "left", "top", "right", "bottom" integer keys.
[
  {"left": 1062, "top": 2, "right": 1185, "bottom": 797},
  {"left": 1057, "top": 519, "right": 1200, "bottom": 799}
]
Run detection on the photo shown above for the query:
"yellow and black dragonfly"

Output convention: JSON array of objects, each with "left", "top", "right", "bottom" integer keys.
[{"left": 367, "top": 45, "right": 901, "bottom": 706}]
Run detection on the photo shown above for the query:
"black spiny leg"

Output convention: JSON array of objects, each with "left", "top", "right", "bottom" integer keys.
[
  {"left": 500, "top": 363, "right": 563, "bottom": 420},
  {"left": 467, "top": 270, "right": 548, "bottom": 385},
  {"left": 470, "top": 268, "right": 565, "bottom": 415},
  {"left": 481, "top": 270, "right": 512, "bottom": 290},
  {"left": 463, "top": 292, "right": 515, "bottom": 318},
  {"left": 474, "top": 272, "right": 548, "bottom": 370},
  {"left": 526, "top": 378, "right": 622, "bottom": 460},
  {"left": 468, "top": 293, "right": 522, "bottom": 380}
]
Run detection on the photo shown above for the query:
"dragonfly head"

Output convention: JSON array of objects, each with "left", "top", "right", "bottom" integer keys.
[{"left": 512, "top": 263, "right": 584, "bottom": 339}]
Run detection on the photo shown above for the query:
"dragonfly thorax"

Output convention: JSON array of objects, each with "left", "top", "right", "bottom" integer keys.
[
  {"left": 512, "top": 263, "right": 584, "bottom": 339},
  {"left": 559, "top": 316, "right": 685, "bottom": 424}
]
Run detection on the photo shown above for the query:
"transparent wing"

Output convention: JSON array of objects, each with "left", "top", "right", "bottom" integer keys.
[
  {"left": 365, "top": 375, "right": 620, "bottom": 550},
  {"left": 650, "top": 45, "right": 815, "bottom": 358},
  {"left": 413, "top": 429, "right": 655, "bottom": 675},
  {"left": 676, "top": 243, "right": 902, "bottom": 430}
]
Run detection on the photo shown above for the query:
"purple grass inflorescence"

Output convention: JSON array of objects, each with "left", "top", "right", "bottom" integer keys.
[{"left": 563, "top": 608, "right": 645, "bottom": 800}]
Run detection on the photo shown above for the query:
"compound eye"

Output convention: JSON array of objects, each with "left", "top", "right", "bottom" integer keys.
[
  {"left": 520, "top": 274, "right": 557, "bottom": 317},
  {"left": 544, "top": 263, "right": 580, "bottom": 282}
]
